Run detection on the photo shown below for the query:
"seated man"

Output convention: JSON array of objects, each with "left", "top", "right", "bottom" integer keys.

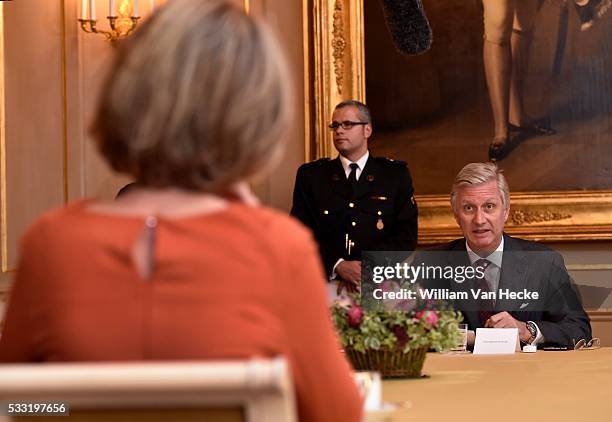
[{"left": 421, "top": 162, "right": 591, "bottom": 348}]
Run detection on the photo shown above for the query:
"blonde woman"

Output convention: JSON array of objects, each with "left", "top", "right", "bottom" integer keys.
[{"left": 0, "top": 1, "right": 362, "bottom": 420}]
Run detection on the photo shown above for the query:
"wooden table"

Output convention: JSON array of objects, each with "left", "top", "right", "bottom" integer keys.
[{"left": 378, "top": 348, "right": 612, "bottom": 421}]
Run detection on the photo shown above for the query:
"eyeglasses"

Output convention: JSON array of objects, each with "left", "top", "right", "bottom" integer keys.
[
  {"left": 328, "top": 121, "right": 368, "bottom": 130},
  {"left": 573, "top": 338, "right": 601, "bottom": 350}
]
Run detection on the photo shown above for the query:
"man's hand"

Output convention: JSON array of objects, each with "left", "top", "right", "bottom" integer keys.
[
  {"left": 485, "top": 311, "right": 530, "bottom": 342},
  {"left": 467, "top": 330, "right": 476, "bottom": 347},
  {"left": 335, "top": 260, "right": 361, "bottom": 295}
]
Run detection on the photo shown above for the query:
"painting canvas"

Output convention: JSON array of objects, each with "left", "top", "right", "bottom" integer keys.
[
  {"left": 364, "top": 0, "right": 612, "bottom": 195},
  {"left": 312, "top": 0, "right": 612, "bottom": 243}
]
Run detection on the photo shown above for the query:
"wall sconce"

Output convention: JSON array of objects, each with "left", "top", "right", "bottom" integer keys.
[{"left": 79, "top": 1, "right": 156, "bottom": 41}]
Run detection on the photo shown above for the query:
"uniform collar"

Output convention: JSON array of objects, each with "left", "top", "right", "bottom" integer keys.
[{"left": 338, "top": 151, "right": 369, "bottom": 176}]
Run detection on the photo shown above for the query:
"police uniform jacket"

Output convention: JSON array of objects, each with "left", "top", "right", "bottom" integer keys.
[{"left": 290, "top": 154, "right": 418, "bottom": 276}]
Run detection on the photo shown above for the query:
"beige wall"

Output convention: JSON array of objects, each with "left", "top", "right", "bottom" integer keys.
[
  {"left": 0, "top": 0, "right": 139, "bottom": 276},
  {"left": 249, "top": 0, "right": 308, "bottom": 211},
  {"left": 3, "top": 0, "right": 66, "bottom": 272}
]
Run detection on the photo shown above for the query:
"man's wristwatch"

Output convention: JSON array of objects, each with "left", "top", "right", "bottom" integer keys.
[{"left": 524, "top": 321, "right": 537, "bottom": 344}]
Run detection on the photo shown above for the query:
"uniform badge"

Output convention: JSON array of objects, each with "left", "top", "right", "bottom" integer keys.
[
  {"left": 331, "top": 174, "right": 340, "bottom": 181},
  {"left": 376, "top": 218, "right": 384, "bottom": 230},
  {"left": 367, "top": 175, "right": 375, "bottom": 182}
]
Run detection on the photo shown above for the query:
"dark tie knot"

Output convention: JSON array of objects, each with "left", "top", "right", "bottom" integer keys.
[
  {"left": 349, "top": 163, "right": 359, "bottom": 171},
  {"left": 475, "top": 258, "right": 490, "bottom": 269}
]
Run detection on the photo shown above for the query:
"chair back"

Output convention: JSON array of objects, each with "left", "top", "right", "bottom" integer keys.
[{"left": 0, "top": 357, "right": 297, "bottom": 422}]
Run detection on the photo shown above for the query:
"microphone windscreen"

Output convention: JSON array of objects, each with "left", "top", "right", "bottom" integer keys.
[{"left": 379, "top": 0, "right": 433, "bottom": 55}]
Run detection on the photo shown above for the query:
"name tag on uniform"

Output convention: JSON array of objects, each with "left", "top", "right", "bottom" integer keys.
[
  {"left": 371, "top": 196, "right": 387, "bottom": 201},
  {"left": 473, "top": 328, "right": 519, "bottom": 354}
]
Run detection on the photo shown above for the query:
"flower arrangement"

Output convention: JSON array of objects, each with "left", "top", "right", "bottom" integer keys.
[{"left": 332, "top": 297, "right": 463, "bottom": 378}]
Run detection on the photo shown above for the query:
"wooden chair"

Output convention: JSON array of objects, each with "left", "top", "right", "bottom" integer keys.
[{"left": 0, "top": 357, "right": 297, "bottom": 422}]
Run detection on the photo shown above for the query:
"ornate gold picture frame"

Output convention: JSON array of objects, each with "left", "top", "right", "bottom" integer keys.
[{"left": 311, "top": 0, "right": 612, "bottom": 244}]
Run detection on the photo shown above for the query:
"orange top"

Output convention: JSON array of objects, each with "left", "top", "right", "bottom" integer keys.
[{"left": 0, "top": 200, "right": 362, "bottom": 421}]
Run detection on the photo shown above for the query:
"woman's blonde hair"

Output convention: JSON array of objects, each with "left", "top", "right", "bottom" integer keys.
[{"left": 93, "top": 0, "right": 292, "bottom": 192}]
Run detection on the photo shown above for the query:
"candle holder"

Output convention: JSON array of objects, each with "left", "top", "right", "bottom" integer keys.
[{"left": 78, "top": 15, "right": 140, "bottom": 42}]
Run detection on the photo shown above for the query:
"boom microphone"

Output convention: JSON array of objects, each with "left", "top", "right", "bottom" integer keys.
[{"left": 379, "top": 0, "right": 433, "bottom": 55}]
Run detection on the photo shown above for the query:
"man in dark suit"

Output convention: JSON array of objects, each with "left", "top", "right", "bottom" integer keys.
[
  {"left": 291, "top": 100, "right": 418, "bottom": 293},
  {"left": 423, "top": 162, "right": 591, "bottom": 348}
]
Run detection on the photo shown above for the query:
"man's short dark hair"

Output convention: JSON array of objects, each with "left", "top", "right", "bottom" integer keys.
[{"left": 335, "top": 99, "right": 372, "bottom": 125}]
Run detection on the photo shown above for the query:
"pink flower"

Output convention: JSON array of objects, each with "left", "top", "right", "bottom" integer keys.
[
  {"left": 347, "top": 305, "right": 364, "bottom": 328},
  {"left": 416, "top": 310, "right": 438, "bottom": 327}
]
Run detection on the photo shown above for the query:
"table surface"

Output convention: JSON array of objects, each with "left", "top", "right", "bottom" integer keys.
[{"left": 379, "top": 347, "right": 612, "bottom": 422}]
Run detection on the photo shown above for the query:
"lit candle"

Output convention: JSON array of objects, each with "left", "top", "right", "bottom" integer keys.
[
  {"left": 80, "top": 0, "right": 88, "bottom": 19},
  {"left": 89, "top": 0, "right": 96, "bottom": 20},
  {"left": 109, "top": 0, "right": 116, "bottom": 16},
  {"left": 133, "top": 0, "right": 139, "bottom": 17}
]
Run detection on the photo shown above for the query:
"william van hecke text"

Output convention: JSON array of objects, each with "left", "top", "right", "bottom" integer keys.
[
  {"left": 419, "top": 288, "right": 539, "bottom": 301},
  {"left": 371, "top": 288, "right": 539, "bottom": 301}
]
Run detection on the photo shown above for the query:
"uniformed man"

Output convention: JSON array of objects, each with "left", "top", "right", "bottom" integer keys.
[{"left": 290, "top": 100, "right": 418, "bottom": 293}]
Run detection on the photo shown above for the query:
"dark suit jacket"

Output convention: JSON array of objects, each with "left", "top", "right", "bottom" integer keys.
[
  {"left": 419, "top": 234, "right": 591, "bottom": 348},
  {"left": 290, "top": 155, "right": 418, "bottom": 275}
]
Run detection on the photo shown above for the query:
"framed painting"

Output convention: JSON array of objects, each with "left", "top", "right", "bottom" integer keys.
[{"left": 311, "top": 0, "right": 612, "bottom": 244}]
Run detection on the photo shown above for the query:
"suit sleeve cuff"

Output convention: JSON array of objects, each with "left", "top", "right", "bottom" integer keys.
[
  {"left": 530, "top": 321, "right": 545, "bottom": 346},
  {"left": 330, "top": 258, "right": 344, "bottom": 281}
]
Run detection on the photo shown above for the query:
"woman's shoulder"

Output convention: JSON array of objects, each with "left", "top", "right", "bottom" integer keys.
[
  {"left": 23, "top": 199, "right": 88, "bottom": 230},
  {"left": 20, "top": 199, "right": 116, "bottom": 246}
]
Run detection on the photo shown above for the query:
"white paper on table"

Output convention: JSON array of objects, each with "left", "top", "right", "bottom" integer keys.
[
  {"left": 353, "top": 372, "right": 382, "bottom": 411},
  {"left": 473, "top": 328, "right": 519, "bottom": 355}
]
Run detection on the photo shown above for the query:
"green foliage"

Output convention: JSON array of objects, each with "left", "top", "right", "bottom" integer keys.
[{"left": 332, "top": 301, "right": 463, "bottom": 354}]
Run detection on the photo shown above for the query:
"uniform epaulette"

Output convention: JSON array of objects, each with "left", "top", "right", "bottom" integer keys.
[
  {"left": 300, "top": 157, "right": 331, "bottom": 170},
  {"left": 374, "top": 156, "right": 407, "bottom": 166},
  {"left": 308, "top": 157, "right": 331, "bottom": 166}
]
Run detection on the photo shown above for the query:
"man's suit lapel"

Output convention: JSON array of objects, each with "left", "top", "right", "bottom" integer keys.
[
  {"left": 447, "top": 239, "right": 471, "bottom": 267},
  {"left": 448, "top": 240, "right": 481, "bottom": 330},
  {"left": 495, "top": 234, "right": 528, "bottom": 312},
  {"left": 329, "top": 158, "right": 351, "bottom": 200}
]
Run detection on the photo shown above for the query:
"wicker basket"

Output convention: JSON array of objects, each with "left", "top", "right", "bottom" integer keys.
[{"left": 345, "top": 346, "right": 429, "bottom": 378}]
